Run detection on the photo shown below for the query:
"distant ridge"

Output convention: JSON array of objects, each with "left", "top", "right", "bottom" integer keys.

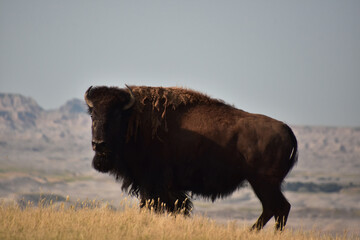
[
  {"left": 0, "top": 93, "right": 43, "bottom": 130},
  {"left": 0, "top": 93, "right": 43, "bottom": 113},
  {"left": 0, "top": 93, "right": 86, "bottom": 131},
  {"left": 59, "top": 99, "right": 87, "bottom": 114}
]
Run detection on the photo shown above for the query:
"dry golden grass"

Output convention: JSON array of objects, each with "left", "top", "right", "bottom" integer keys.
[{"left": 0, "top": 198, "right": 358, "bottom": 240}]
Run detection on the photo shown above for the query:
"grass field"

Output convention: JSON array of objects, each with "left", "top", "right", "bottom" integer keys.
[{"left": 0, "top": 199, "right": 358, "bottom": 240}]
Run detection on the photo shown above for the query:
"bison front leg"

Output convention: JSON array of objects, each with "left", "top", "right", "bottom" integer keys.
[
  {"left": 139, "top": 189, "right": 192, "bottom": 215},
  {"left": 139, "top": 192, "right": 166, "bottom": 213},
  {"left": 166, "top": 191, "right": 193, "bottom": 215},
  {"left": 139, "top": 190, "right": 157, "bottom": 211}
]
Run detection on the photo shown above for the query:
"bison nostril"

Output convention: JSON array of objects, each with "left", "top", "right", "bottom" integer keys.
[{"left": 92, "top": 141, "right": 107, "bottom": 152}]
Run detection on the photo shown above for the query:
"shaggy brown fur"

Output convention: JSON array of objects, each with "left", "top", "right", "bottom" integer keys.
[
  {"left": 85, "top": 85, "right": 298, "bottom": 231},
  {"left": 126, "top": 86, "right": 224, "bottom": 140}
]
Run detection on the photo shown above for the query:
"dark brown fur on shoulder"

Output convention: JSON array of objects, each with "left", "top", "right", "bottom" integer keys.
[{"left": 127, "top": 86, "right": 224, "bottom": 140}]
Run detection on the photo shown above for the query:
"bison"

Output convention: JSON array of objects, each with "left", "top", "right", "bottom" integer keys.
[{"left": 84, "top": 85, "right": 298, "bottom": 230}]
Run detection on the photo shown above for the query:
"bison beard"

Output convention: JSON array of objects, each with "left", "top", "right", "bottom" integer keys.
[
  {"left": 84, "top": 85, "right": 298, "bottom": 231},
  {"left": 92, "top": 152, "right": 113, "bottom": 173}
]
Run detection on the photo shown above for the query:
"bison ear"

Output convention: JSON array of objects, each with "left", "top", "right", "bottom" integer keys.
[
  {"left": 123, "top": 84, "right": 135, "bottom": 110},
  {"left": 84, "top": 86, "right": 94, "bottom": 107}
]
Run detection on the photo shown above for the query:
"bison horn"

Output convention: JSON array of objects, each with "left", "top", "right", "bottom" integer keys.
[
  {"left": 123, "top": 84, "right": 135, "bottom": 110},
  {"left": 84, "top": 86, "right": 94, "bottom": 107}
]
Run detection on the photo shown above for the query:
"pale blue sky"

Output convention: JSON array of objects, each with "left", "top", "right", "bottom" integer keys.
[{"left": 1, "top": 0, "right": 359, "bottom": 126}]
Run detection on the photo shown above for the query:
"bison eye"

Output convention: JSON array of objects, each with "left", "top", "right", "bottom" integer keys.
[{"left": 87, "top": 107, "right": 93, "bottom": 116}]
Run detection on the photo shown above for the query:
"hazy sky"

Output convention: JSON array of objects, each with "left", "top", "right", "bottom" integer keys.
[{"left": 1, "top": 1, "right": 359, "bottom": 126}]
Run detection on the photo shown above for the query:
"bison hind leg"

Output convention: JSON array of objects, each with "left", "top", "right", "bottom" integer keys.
[
  {"left": 274, "top": 192, "right": 291, "bottom": 231},
  {"left": 249, "top": 180, "right": 291, "bottom": 231}
]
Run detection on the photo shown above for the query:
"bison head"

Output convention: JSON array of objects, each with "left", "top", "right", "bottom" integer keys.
[{"left": 84, "top": 85, "right": 135, "bottom": 173}]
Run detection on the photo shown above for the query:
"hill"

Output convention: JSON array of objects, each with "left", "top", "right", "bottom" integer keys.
[{"left": 0, "top": 93, "right": 43, "bottom": 130}]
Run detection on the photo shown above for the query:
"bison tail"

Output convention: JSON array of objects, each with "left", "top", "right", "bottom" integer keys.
[{"left": 285, "top": 125, "right": 298, "bottom": 176}]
